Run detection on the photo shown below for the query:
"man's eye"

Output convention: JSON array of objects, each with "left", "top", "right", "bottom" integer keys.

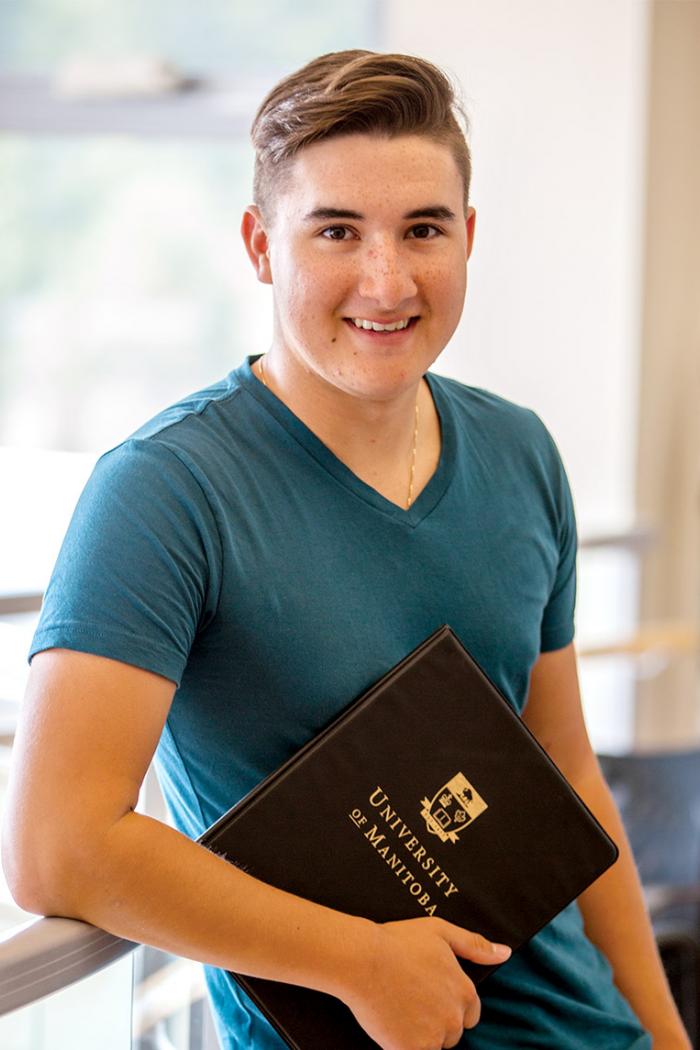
[
  {"left": 321, "top": 226, "right": 352, "bottom": 241},
  {"left": 409, "top": 224, "right": 441, "bottom": 239}
]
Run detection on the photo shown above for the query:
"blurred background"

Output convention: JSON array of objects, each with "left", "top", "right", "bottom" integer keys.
[{"left": 0, "top": 1, "right": 698, "bottom": 1047}]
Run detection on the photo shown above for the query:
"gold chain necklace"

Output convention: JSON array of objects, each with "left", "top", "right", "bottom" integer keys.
[{"left": 257, "top": 355, "right": 419, "bottom": 509}]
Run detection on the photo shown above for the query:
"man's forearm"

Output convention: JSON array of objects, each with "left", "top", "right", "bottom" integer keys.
[
  {"left": 39, "top": 808, "right": 372, "bottom": 1002},
  {"left": 575, "top": 767, "right": 690, "bottom": 1046}
]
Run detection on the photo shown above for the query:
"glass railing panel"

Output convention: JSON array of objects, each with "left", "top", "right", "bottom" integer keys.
[{"left": 0, "top": 948, "right": 133, "bottom": 1050}]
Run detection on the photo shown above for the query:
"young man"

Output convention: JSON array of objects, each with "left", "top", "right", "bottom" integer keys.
[{"left": 2, "top": 51, "right": 689, "bottom": 1049}]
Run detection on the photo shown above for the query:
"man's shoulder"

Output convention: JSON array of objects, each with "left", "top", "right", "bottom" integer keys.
[
  {"left": 429, "top": 372, "right": 549, "bottom": 442},
  {"left": 89, "top": 362, "right": 257, "bottom": 502},
  {"left": 100, "top": 361, "right": 257, "bottom": 466},
  {"left": 429, "top": 372, "right": 566, "bottom": 486},
  {"left": 128, "top": 369, "right": 245, "bottom": 447}
]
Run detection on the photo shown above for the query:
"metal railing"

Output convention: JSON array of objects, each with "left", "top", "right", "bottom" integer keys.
[
  {"left": 0, "top": 911, "right": 214, "bottom": 1050},
  {"left": 0, "top": 595, "right": 43, "bottom": 616},
  {"left": 0, "top": 915, "right": 136, "bottom": 1017}
]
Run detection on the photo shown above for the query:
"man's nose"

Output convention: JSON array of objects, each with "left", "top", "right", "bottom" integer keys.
[{"left": 356, "top": 240, "right": 418, "bottom": 307}]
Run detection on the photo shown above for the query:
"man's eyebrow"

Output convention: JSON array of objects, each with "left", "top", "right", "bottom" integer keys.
[
  {"left": 302, "top": 205, "right": 457, "bottom": 223},
  {"left": 303, "top": 207, "right": 364, "bottom": 222},
  {"left": 403, "top": 205, "right": 457, "bottom": 221}
]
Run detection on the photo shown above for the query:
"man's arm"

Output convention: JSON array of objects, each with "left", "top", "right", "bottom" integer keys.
[
  {"left": 522, "top": 642, "right": 690, "bottom": 1049},
  {"left": 2, "top": 648, "right": 509, "bottom": 1050}
]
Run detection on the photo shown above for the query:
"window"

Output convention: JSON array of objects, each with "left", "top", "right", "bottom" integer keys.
[{"left": 1, "top": 1, "right": 380, "bottom": 453}]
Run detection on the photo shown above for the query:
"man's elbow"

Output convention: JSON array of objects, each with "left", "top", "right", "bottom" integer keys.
[{"left": 1, "top": 814, "right": 95, "bottom": 918}]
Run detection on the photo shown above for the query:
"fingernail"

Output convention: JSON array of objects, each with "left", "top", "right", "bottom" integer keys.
[{"left": 492, "top": 943, "right": 511, "bottom": 959}]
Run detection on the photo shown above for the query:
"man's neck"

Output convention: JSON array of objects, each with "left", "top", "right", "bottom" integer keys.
[{"left": 254, "top": 353, "right": 442, "bottom": 510}]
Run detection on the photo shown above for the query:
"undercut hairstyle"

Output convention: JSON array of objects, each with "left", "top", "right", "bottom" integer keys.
[{"left": 251, "top": 50, "right": 471, "bottom": 222}]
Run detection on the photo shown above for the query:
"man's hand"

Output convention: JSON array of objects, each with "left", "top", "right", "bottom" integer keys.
[{"left": 341, "top": 916, "right": 510, "bottom": 1050}]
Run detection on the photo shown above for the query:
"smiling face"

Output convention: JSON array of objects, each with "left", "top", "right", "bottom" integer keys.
[{"left": 242, "top": 133, "right": 476, "bottom": 404}]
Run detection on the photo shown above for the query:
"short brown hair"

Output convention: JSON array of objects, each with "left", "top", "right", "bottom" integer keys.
[{"left": 251, "top": 50, "right": 471, "bottom": 221}]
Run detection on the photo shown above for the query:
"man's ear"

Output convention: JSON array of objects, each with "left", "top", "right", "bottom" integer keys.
[
  {"left": 241, "top": 205, "right": 273, "bottom": 285},
  {"left": 465, "top": 206, "right": 476, "bottom": 261}
]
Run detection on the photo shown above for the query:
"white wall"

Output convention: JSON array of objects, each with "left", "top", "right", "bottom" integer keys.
[{"left": 385, "top": 0, "right": 650, "bottom": 533}]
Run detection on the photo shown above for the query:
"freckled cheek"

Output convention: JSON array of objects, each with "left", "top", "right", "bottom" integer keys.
[
  {"left": 428, "top": 264, "right": 466, "bottom": 315},
  {"left": 283, "top": 284, "right": 334, "bottom": 332},
  {"left": 279, "top": 268, "right": 317, "bottom": 317},
  {"left": 302, "top": 265, "right": 354, "bottom": 320},
  {"left": 274, "top": 251, "right": 357, "bottom": 328}
]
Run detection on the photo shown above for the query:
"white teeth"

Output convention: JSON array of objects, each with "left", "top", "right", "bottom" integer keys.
[{"left": 351, "top": 318, "right": 411, "bottom": 332}]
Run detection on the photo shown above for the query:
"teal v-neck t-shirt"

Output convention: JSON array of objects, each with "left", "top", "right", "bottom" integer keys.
[{"left": 31, "top": 356, "right": 650, "bottom": 1049}]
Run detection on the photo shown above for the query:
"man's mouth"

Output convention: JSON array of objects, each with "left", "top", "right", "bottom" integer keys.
[{"left": 344, "top": 316, "right": 419, "bottom": 333}]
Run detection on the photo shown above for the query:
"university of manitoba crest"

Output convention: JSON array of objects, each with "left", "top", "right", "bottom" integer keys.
[{"left": 420, "top": 772, "right": 488, "bottom": 844}]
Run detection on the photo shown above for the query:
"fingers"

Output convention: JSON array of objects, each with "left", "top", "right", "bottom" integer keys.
[
  {"left": 462, "top": 991, "right": 482, "bottom": 1030},
  {"left": 443, "top": 995, "right": 481, "bottom": 1047},
  {"left": 440, "top": 921, "right": 511, "bottom": 965},
  {"left": 346, "top": 917, "right": 499, "bottom": 1049}
]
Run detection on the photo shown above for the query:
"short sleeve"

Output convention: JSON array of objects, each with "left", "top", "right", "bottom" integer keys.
[
  {"left": 30, "top": 438, "right": 223, "bottom": 686},
  {"left": 538, "top": 433, "right": 578, "bottom": 653}
]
